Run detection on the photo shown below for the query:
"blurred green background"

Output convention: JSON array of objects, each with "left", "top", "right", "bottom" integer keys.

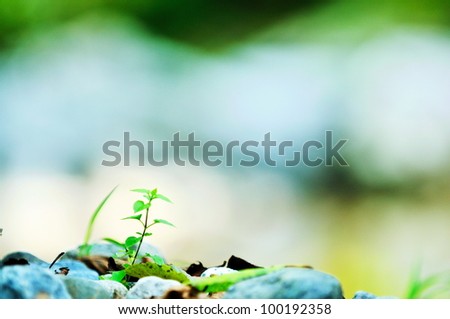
[{"left": 0, "top": 0, "right": 450, "bottom": 298}]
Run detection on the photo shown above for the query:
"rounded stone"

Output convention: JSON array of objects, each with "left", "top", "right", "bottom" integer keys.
[
  {"left": 201, "top": 267, "right": 237, "bottom": 277},
  {"left": 0, "top": 264, "right": 71, "bottom": 299},
  {"left": 63, "top": 277, "right": 128, "bottom": 299},
  {"left": 126, "top": 276, "right": 183, "bottom": 299},
  {"left": 224, "top": 268, "right": 344, "bottom": 299}
]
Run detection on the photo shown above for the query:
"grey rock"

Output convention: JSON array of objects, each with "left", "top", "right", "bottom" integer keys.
[
  {"left": 0, "top": 264, "right": 71, "bottom": 298},
  {"left": 50, "top": 259, "right": 99, "bottom": 280},
  {"left": 126, "top": 276, "right": 183, "bottom": 299},
  {"left": 63, "top": 277, "right": 127, "bottom": 299},
  {"left": 96, "top": 280, "right": 129, "bottom": 298},
  {"left": 352, "top": 290, "right": 377, "bottom": 299},
  {"left": 352, "top": 290, "right": 398, "bottom": 299},
  {"left": 224, "top": 268, "right": 344, "bottom": 299},
  {"left": 0, "top": 251, "right": 48, "bottom": 267},
  {"left": 0, "top": 251, "right": 98, "bottom": 280}
]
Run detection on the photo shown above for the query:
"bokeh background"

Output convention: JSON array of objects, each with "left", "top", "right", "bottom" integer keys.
[{"left": 1, "top": 0, "right": 449, "bottom": 298}]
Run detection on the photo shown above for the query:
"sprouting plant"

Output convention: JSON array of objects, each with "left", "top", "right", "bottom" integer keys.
[
  {"left": 79, "top": 185, "right": 118, "bottom": 256},
  {"left": 102, "top": 187, "right": 174, "bottom": 284},
  {"left": 132, "top": 188, "right": 173, "bottom": 264},
  {"left": 405, "top": 262, "right": 450, "bottom": 298}
]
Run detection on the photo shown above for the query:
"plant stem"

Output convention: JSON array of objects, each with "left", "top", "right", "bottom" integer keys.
[{"left": 132, "top": 205, "right": 150, "bottom": 265}]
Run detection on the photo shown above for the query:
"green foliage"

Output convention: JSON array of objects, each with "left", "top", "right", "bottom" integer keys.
[
  {"left": 102, "top": 235, "right": 140, "bottom": 262},
  {"left": 125, "top": 187, "right": 173, "bottom": 265},
  {"left": 405, "top": 263, "right": 450, "bottom": 299},
  {"left": 153, "top": 219, "right": 175, "bottom": 227},
  {"left": 147, "top": 253, "right": 165, "bottom": 266},
  {"left": 109, "top": 269, "right": 127, "bottom": 283},
  {"left": 79, "top": 186, "right": 118, "bottom": 256},
  {"left": 103, "top": 187, "right": 174, "bottom": 285},
  {"left": 125, "top": 261, "right": 189, "bottom": 283}
]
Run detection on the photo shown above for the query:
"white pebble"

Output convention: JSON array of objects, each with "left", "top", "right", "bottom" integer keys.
[{"left": 200, "top": 267, "right": 237, "bottom": 277}]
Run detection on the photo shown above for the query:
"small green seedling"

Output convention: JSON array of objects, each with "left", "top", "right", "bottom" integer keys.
[{"left": 102, "top": 187, "right": 174, "bottom": 284}]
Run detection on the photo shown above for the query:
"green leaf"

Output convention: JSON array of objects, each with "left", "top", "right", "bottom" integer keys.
[
  {"left": 131, "top": 188, "right": 150, "bottom": 194},
  {"left": 122, "top": 214, "right": 142, "bottom": 221},
  {"left": 136, "top": 232, "right": 152, "bottom": 237},
  {"left": 154, "top": 219, "right": 175, "bottom": 227},
  {"left": 102, "top": 237, "right": 124, "bottom": 248},
  {"left": 148, "top": 254, "right": 165, "bottom": 266},
  {"left": 125, "top": 262, "right": 189, "bottom": 283},
  {"left": 125, "top": 236, "right": 140, "bottom": 248},
  {"left": 151, "top": 188, "right": 158, "bottom": 196},
  {"left": 133, "top": 200, "right": 146, "bottom": 213},
  {"left": 155, "top": 193, "right": 172, "bottom": 203},
  {"left": 110, "top": 269, "right": 127, "bottom": 283}
]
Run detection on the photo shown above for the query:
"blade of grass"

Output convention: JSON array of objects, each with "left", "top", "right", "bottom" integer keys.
[
  {"left": 416, "top": 272, "right": 450, "bottom": 298},
  {"left": 405, "top": 260, "right": 450, "bottom": 299},
  {"left": 80, "top": 185, "right": 118, "bottom": 255},
  {"left": 405, "top": 261, "right": 422, "bottom": 299}
]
